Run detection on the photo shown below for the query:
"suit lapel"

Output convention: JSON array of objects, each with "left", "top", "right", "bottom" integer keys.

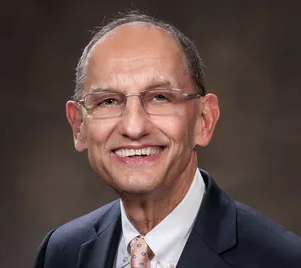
[
  {"left": 77, "top": 202, "right": 122, "bottom": 268},
  {"left": 176, "top": 229, "right": 233, "bottom": 268},
  {"left": 177, "top": 170, "right": 237, "bottom": 268}
]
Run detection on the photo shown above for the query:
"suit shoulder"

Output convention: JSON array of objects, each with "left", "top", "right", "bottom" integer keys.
[
  {"left": 234, "top": 201, "right": 301, "bottom": 262},
  {"left": 37, "top": 200, "right": 120, "bottom": 267},
  {"left": 48, "top": 199, "right": 120, "bottom": 247}
]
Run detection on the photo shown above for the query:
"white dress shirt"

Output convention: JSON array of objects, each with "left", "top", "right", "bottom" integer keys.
[{"left": 115, "top": 169, "right": 205, "bottom": 268}]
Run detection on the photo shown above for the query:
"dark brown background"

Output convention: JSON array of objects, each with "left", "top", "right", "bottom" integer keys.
[{"left": 2, "top": 1, "right": 301, "bottom": 267}]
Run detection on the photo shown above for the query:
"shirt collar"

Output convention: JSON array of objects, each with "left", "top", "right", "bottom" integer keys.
[
  {"left": 120, "top": 200, "right": 140, "bottom": 253},
  {"left": 120, "top": 169, "right": 205, "bottom": 265}
]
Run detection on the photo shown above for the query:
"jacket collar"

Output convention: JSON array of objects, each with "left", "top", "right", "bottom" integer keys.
[
  {"left": 195, "top": 169, "right": 237, "bottom": 253},
  {"left": 176, "top": 169, "right": 237, "bottom": 268},
  {"left": 77, "top": 201, "right": 121, "bottom": 268}
]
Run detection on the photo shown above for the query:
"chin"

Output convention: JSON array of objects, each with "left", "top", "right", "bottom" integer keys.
[{"left": 112, "top": 174, "right": 162, "bottom": 196}]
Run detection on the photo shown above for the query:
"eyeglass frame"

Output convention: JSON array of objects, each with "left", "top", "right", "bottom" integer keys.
[{"left": 76, "top": 88, "right": 202, "bottom": 116}]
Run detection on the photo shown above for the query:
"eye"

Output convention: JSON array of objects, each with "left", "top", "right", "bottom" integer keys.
[
  {"left": 99, "top": 98, "right": 118, "bottom": 106},
  {"left": 92, "top": 93, "right": 124, "bottom": 108},
  {"left": 153, "top": 93, "right": 168, "bottom": 102},
  {"left": 145, "top": 90, "right": 175, "bottom": 104}
]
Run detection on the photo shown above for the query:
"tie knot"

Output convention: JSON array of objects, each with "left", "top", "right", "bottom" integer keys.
[{"left": 129, "top": 236, "right": 150, "bottom": 268}]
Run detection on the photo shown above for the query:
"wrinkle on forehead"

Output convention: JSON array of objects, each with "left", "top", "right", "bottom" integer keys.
[
  {"left": 90, "top": 75, "right": 174, "bottom": 93},
  {"left": 85, "top": 23, "right": 192, "bottom": 93}
]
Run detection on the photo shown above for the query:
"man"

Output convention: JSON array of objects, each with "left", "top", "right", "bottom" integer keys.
[{"left": 34, "top": 11, "right": 301, "bottom": 268}]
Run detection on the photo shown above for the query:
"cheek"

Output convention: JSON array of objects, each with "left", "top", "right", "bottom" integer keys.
[
  {"left": 155, "top": 113, "right": 196, "bottom": 148},
  {"left": 84, "top": 119, "right": 117, "bottom": 173},
  {"left": 84, "top": 118, "right": 116, "bottom": 150}
]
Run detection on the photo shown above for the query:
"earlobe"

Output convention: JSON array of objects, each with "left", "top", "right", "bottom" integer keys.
[
  {"left": 66, "top": 101, "right": 87, "bottom": 152},
  {"left": 194, "top": 93, "right": 220, "bottom": 147}
]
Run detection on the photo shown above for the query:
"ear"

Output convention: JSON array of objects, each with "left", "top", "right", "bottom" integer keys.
[
  {"left": 194, "top": 93, "right": 220, "bottom": 147},
  {"left": 66, "top": 101, "right": 87, "bottom": 152}
]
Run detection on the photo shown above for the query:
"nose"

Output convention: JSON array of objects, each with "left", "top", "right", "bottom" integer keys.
[{"left": 117, "top": 96, "right": 152, "bottom": 140}]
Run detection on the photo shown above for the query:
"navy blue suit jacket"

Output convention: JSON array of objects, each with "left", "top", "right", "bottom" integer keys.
[{"left": 34, "top": 170, "right": 301, "bottom": 267}]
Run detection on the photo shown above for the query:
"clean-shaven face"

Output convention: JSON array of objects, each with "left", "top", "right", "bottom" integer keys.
[{"left": 77, "top": 24, "right": 202, "bottom": 196}]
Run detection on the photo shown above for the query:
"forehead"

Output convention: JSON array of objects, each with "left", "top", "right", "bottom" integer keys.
[{"left": 85, "top": 23, "right": 191, "bottom": 91}]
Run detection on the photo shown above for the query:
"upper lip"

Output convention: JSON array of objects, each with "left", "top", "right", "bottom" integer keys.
[{"left": 111, "top": 144, "right": 166, "bottom": 151}]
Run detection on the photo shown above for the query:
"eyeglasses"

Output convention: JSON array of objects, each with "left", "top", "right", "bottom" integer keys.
[{"left": 77, "top": 88, "right": 201, "bottom": 118}]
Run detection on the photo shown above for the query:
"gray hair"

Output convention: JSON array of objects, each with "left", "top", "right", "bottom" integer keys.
[{"left": 73, "top": 11, "right": 206, "bottom": 101}]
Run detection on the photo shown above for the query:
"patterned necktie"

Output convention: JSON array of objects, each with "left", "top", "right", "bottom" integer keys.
[{"left": 129, "top": 236, "right": 150, "bottom": 268}]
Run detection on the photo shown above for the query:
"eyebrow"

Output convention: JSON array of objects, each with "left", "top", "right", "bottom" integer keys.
[
  {"left": 90, "top": 87, "right": 115, "bottom": 93},
  {"left": 90, "top": 77, "right": 173, "bottom": 93},
  {"left": 147, "top": 77, "right": 172, "bottom": 89}
]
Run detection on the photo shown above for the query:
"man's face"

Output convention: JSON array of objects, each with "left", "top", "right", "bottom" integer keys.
[{"left": 67, "top": 24, "right": 215, "bottom": 196}]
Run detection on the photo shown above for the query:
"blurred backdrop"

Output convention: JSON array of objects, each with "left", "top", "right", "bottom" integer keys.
[{"left": 2, "top": 1, "right": 301, "bottom": 267}]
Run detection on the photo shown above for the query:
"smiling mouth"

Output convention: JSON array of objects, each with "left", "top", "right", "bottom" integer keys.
[{"left": 113, "top": 147, "right": 164, "bottom": 158}]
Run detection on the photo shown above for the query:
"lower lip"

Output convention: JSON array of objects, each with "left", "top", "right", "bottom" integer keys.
[{"left": 111, "top": 148, "right": 166, "bottom": 165}]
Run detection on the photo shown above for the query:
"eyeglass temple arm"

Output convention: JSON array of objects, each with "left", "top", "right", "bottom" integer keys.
[{"left": 182, "top": 93, "right": 202, "bottom": 99}]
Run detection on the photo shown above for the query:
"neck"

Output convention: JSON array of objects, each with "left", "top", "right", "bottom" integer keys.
[{"left": 120, "top": 152, "right": 198, "bottom": 235}]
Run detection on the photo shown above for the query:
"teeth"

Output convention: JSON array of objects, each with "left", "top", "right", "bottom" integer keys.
[{"left": 114, "top": 147, "right": 162, "bottom": 157}]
